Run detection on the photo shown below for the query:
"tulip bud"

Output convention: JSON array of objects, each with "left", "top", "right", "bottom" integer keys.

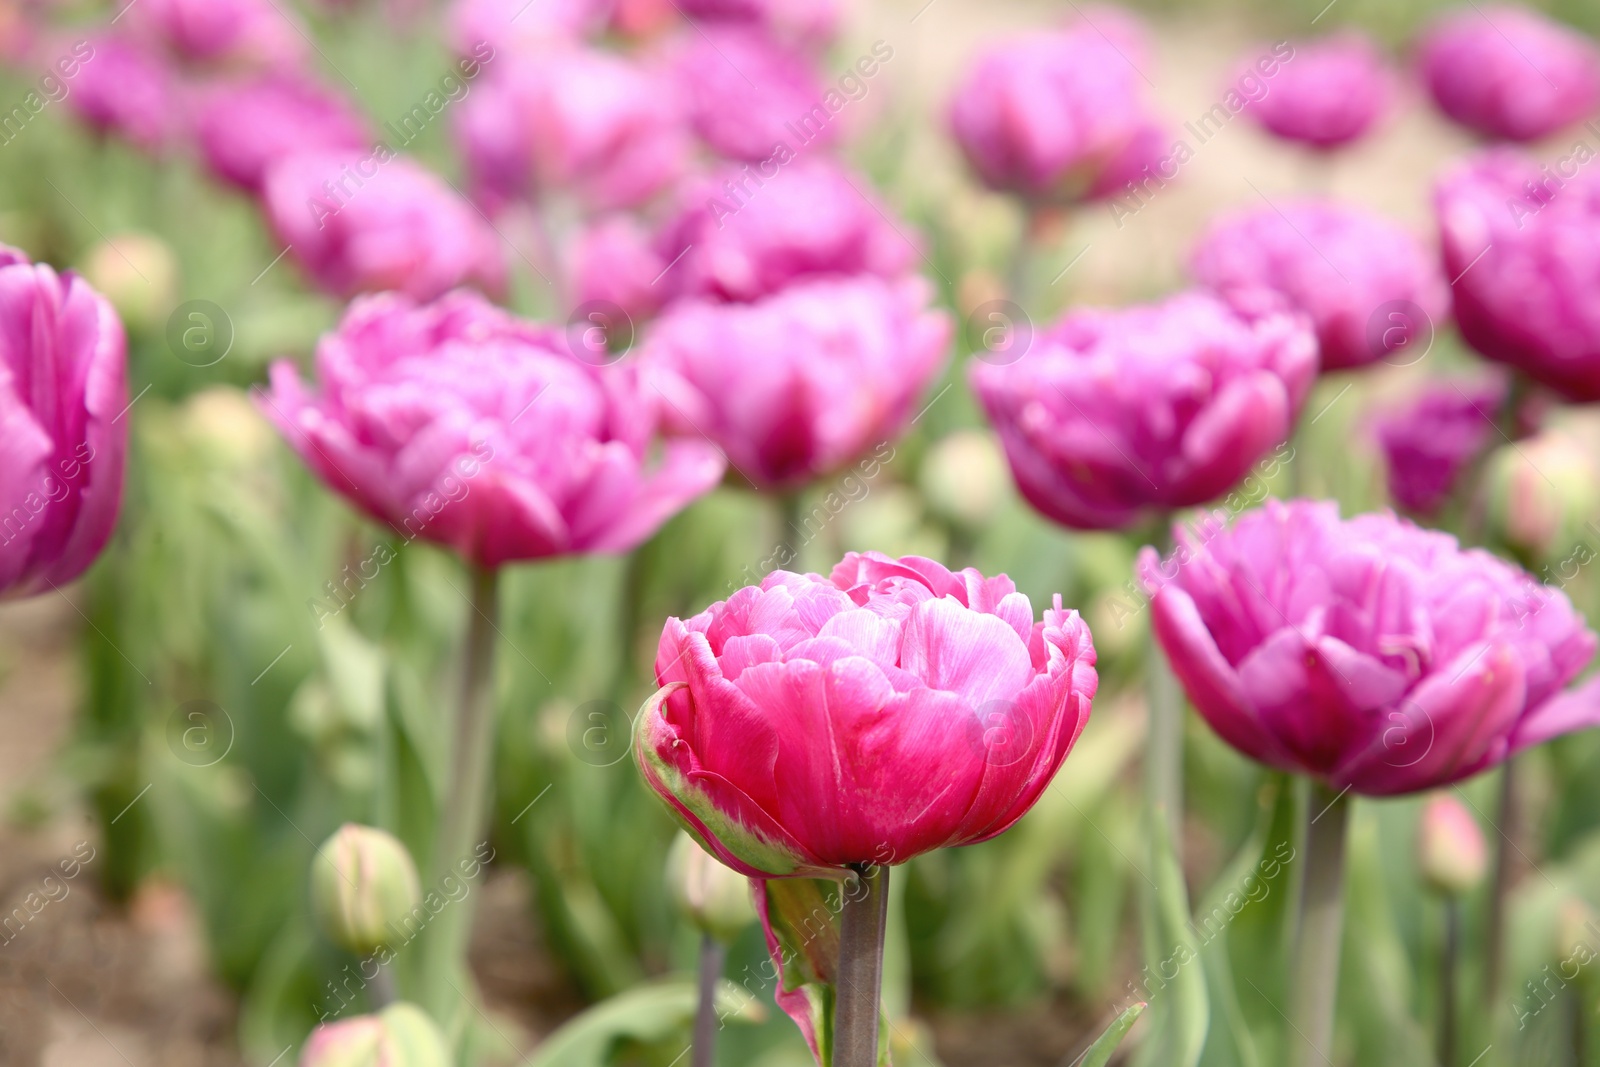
[
  {"left": 1417, "top": 795, "right": 1488, "bottom": 897},
  {"left": 79, "top": 232, "right": 178, "bottom": 334},
  {"left": 311, "top": 824, "right": 422, "bottom": 955},
  {"left": 300, "top": 1002, "right": 449, "bottom": 1067},
  {"left": 666, "top": 831, "right": 755, "bottom": 943},
  {"left": 919, "top": 430, "right": 1009, "bottom": 531},
  {"left": 1555, "top": 898, "right": 1600, "bottom": 976},
  {"left": 1487, "top": 431, "right": 1599, "bottom": 562}
]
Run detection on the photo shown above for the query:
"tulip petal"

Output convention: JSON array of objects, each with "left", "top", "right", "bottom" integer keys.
[{"left": 900, "top": 596, "right": 1034, "bottom": 710}]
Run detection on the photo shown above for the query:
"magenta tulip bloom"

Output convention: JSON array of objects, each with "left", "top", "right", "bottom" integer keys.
[
  {"left": 674, "top": 0, "right": 839, "bottom": 48},
  {"left": 654, "top": 158, "right": 917, "bottom": 303},
  {"left": 1242, "top": 32, "right": 1393, "bottom": 149},
  {"left": 970, "top": 292, "right": 1316, "bottom": 531},
  {"left": 448, "top": 0, "right": 613, "bottom": 56},
  {"left": 1374, "top": 376, "right": 1504, "bottom": 517},
  {"left": 635, "top": 551, "right": 1099, "bottom": 877},
  {"left": 671, "top": 26, "right": 836, "bottom": 163},
  {"left": 129, "top": 0, "right": 304, "bottom": 70},
  {"left": 1190, "top": 198, "right": 1447, "bottom": 372},
  {"left": 1140, "top": 500, "right": 1600, "bottom": 795},
  {"left": 67, "top": 37, "right": 179, "bottom": 152},
  {"left": 1418, "top": 5, "right": 1600, "bottom": 142},
  {"left": 644, "top": 275, "right": 950, "bottom": 489},
  {"left": 1436, "top": 150, "right": 1600, "bottom": 401},
  {"left": 194, "top": 75, "right": 370, "bottom": 192},
  {"left": 0, "top": 248, "right": 128, "bottom": 598},
  {"left": 571, "top": 215, "right": 665, "bottom": 323},
  {"left": 455, "top": 48, "right": 688, "bottom": 214},
  {"left": 949, "top": 24, "right": 1164, "bottom": 203},
  {"left": 258, "top": 290, "right": 725, "bottom": 567},
  {"left": 262, "top": 151, "right": 505, "bottom": 302}
]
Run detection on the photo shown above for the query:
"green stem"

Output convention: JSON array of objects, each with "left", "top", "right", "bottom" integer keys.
[
  {"left": 419, "top": 563, "right": 501, "bottom": 1021},
  {"left": 835, "top": 865, "right": 890, "bottom": 1067},
  {"left": 1439, "top": 898, "right": 1460, "bottom": 1067},
  {"left": 692, "top": 934, "right": 728, "bottom": 1067},
  {"left": 1146, "top": 520, "right": 1183, "bottom": 853},
  {"left": 1006, "top": 202, "right": 1041, "bottom": 308},
  {"left": 1485, "top": 759, "right": 1519, "bottom": 1017},
  {"left": 1292, "top": 783, "right": 1351, "bottom": 1067}
]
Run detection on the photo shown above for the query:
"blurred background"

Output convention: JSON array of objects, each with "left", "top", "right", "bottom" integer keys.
[{"left": 4, "top": 0, "right": 1600, "bottom": 1064}]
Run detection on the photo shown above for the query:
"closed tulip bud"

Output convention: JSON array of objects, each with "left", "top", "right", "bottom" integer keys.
[
  {"left": 1555, "top": 898, "right": 1600, "bottom": 973},
  {"left": 920, "top": 430, "right": 1008, "bottom": 531},
  {"left": 1487, "top": 432, "right": 1599, "bottom": 563},
  {"left": 299, "top": 1002, "right": 449, "bottom": 1067},
  {"left": 311, "top": 824, "right": 422, "bottom": 955},
  {"left": 1418, "top": 795, "right": 1488, "bottom": 896},
  {"left": 80, "top": 233, "right": 178, "bottom": 334},
  {"left": 666, "top": 831, "right": 755, "bottom": 942}
]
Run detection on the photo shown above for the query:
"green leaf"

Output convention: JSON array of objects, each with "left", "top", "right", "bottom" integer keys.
[
  {"left": 1133, "top": 808, "right": 1209, "bottom": 1067},
  {"left": 1080, "top": 1001, "right": 1147, "bottom": 1067},
  {"left": 520, "top": 977, "right": 764, "bottom": 1067}
]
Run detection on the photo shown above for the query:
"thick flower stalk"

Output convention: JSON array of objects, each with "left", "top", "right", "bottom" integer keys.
[
  {"left": 1239, "top": 32, "right": 1393, "bottom": 150},
  {"left": 1417, "top": 4, "right": 1600, "bottom": 142},
  {"left": 1190, "top": 197, "right": 1447, "bottom": 371},
  {"left": 1435, "top": 149, "right": 1600, "bottom": 401},
  {"left": 970, "top": 291, "right": 1316, "bottom": 530},
  {"left": 0, "top": 246, "right": 128, "bottom": 599}
]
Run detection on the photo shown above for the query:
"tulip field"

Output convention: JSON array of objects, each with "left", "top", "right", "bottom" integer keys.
[{"left": 9, "top": 0, "right": 1600, "bottom": 1064}]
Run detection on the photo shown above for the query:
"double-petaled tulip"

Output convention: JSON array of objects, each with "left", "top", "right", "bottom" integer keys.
[
  {"left": 673, "top": 0, "right": 839, "bottom": 49},
  {"left": 455, "top": 47, "right": 688, "bottom": 214},
  {"left": 1139, "top": 499, "right": 1600, "bottom": 795},
  {"left": 299, "top": 1003, "right": 449, "bottom": 1067},
  {"left": 1241, "top": 32, "right": 1393, "bottom": 149},
  {"left": 671, "top": 26, "right": 836, "bottom": 163},
  {"left": 67, "top": 36, "right": 179, "bottom": 152},
  {"left": 0, "top": 247, "right": 128, "bottom": 599},
  {"left": 129, "top": 0, "right": 304, "bottom": 70},
  {"left": 1436, "top": 150, "right": 1600, "bottom": 401},
  {"left": 570, "top": 215, "right": 665, "bottom": 323},
  {"left": 258, "top": 290, "right": 724, "bottom": 567},
  {"left": 1373, "top": 376, "right": 1504, "bottom": 518},
  {"left": 644, "top": 275, "right": 950, "bottom": 490},
  {"left": 634, "top": 551, "right": 1099, "bottom": 877},
  {"left": 1189, "top": 198, "right": 1447, "bottom": 371},
  {"left": 194, "top": 75, "right": 370, "bottom": 192},
  {"left": 948, "top": 22, "right": 1165, "bottom": 203},
  {"left": 263, "top": 151, "right": 505, "bottom": 302},
  {"left": 1417, "top": 4, "right": 1600, "bottom": 142},
  {"left": 448, "top": 0, "right": 612, "bottom": 56},
  {"left": 654, "top": 158, "right": 917, "bottom": 303},
  {"left": 970, "top": 292, "right": 1316, "bottom": 531}
]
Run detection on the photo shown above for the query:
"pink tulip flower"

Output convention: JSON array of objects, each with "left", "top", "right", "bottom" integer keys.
[
  {"left": 1418, "top": 4, "right": 1600, "bottom": 142},
  {"left": 671, "top": 26, "right": 837, "bottom": 163},
  {"left": 129, "top": 0, "right": 305, "bottom": 70},
  {"left": 644, "top": 275, "right": 951, "bottom": 490},
  {"left": 454, "top": 47, "right": 688, "bottom": 214},
  {"left": 194, "top": 75, "right": 371, "bottom": 192},
  {"left": 262, "top": 151, "right": 506, "bottom": 302},
  {"left": 673, "top": 0, "right": 840, "bottom": 49},
  {"left": 66, "top": 36, "right": 180, "bottom": 152},
  {"left": 970, "top": 292, "right": 1317, "bottom": 531},
  {"left": 448, "top": 0, "right": 614, "bottom": 56},
  {"left": 1189, "top": 198, "right": 1448, "bottom": 371},
  {"left": 654, "top": 157, "right": 917, "bottom": 303},
  {"left": 1242, "top": 32, "right": 1394, "bottom": 149},
  {"left": 571, "top": 215, "right": 666, "bottom": 323},
  {"left": 634, "top": 551, "right": 1099, "bottom": 878},
  {"left": 0, "top": 246, "right": 128, "bottom": 598},
  {"left": 1436, "top": 149, "right": 1600, "bottom": 401},
  {"left": 1374, "top": 376, "right": 1505, "bottom": 517},
  {"left": 258, "top": 289, "right": 726, "bottom": 568},
  {"left": 1141, "top": 499, "right": 1600, "bottom": 795}
]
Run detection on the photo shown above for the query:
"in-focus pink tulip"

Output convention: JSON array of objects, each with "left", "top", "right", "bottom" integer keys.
[
  {"left": 0, "top": 246, "right": 128, "bottom": 598},
  {"left": 1373, "top": 375, "right": 1504, "bottom": 517},
  {"left": 258, "top": 290, "right": 726, "bottom": 568},
  {"left": 1418, "top": 4, "right": 1600, "bottom": 142},
  {"left": 1140, "top": 499, "right": 1600, "bottom": 795},
  {"left": 448, "top": 0, "right": 614, "bottom": 56},
  {"left": 1436, "top": 149, "right": 1600, "bottom": 401},
  {"left": 635, "top": 551, "right": 1099, "bottom": 878},
  {"left": 194, "top": 75, "right": 370, "bottom": 192},
  {"left": 644, "top": 275, "right": 950, "bottom": 489},
  {"left": 948, "top": 23, "right": 1165, "bottom": 203},
  {"left": 671, "top": 26, "right": 837, "bottom": 163},
  {"left": 1190, "top": 198, "right": 1448, "bottom": 371},
  {"left": 129, "top": 0, "right": 304, "bottom": 70},
  {"left": 67, "top": 36, "right": 180, "bottom": 152},
  {"left": 262, "top": 151, "right": 506, "bottom": 302},
  {"left": 1242, "top": 32, "right": 1393, "bottom": 149},
  {"left": 455, "top": 48, "right": 688, "bottom": 214},
  {"left": 673, "top": 0, "right": 840, "bottom": 49},
  {"left": 970, "top": 292, "right": 1317, "bottom": 531},
  {"left": 571, "top": 215, "right": 665, "bottom": 323},
  {"left": 654, "top": 158, "right": 917, "bottom": 303}
]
